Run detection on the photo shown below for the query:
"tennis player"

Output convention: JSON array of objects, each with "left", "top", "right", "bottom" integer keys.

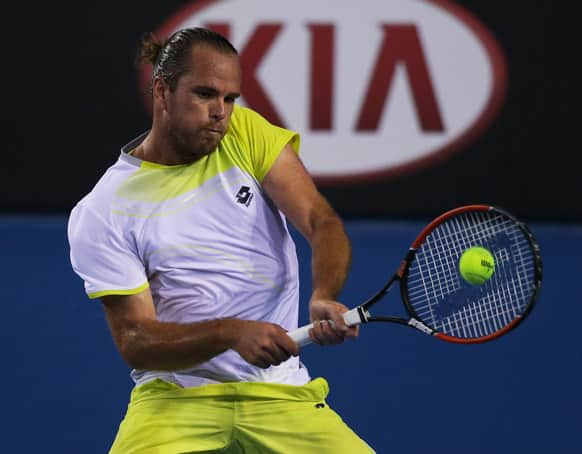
[{"left": 67, "top": 27, "right": 374, "bottom": 453}]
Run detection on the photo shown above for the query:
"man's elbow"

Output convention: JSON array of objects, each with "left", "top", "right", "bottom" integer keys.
[
  {"left": 115, "top": 327, "right": 152, "bottom": 370},
  {"left": 312, "top": 212, "right": 345, "bottom": 236}
]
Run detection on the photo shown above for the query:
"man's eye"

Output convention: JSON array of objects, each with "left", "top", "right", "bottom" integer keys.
[{"left": 195, "top": 90, "right": 213, "bottom": 98}]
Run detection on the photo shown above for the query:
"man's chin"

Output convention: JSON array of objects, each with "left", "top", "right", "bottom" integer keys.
[{"left": 177, "top": 143, "right": 218, "bottom": 163}]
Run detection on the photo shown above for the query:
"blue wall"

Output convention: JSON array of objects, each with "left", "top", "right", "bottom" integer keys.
[{"left": 2, "top": 216, "right": 580, "bottom": 453}]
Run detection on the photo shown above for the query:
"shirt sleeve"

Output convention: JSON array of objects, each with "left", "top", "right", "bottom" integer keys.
[
  {"left": 230, "top": 106, "right": 301, "bottom": 182},
  {"left": 67, "top": 203, "right": 149, "bottom": 299}
]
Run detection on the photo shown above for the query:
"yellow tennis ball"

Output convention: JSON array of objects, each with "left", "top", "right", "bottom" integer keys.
[{"left": 459, "top": 246, "right": 495, "bottom": 285}]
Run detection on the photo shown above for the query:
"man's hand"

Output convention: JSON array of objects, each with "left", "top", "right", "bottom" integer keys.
[
  {"left": 308, "top": 298, "right": 359, "bottom": 345},
  {"left": 232, "top": 320, "right": 300, "bottom": 369}
]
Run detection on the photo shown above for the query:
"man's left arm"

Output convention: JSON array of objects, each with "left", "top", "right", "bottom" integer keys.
[{"left": 262, "top": 144, "right": 358, "bottom": 345}]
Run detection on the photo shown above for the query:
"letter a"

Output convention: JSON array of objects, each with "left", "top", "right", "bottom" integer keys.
[{"left": 356, "top": 24, "right": 444, "bottom": 132}]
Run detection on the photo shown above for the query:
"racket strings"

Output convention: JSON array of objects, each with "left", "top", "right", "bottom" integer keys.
[{"left": 406, "top": 211, "right": 537, "bottom": 339}]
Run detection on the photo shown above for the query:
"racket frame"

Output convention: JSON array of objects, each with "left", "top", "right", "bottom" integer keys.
[
  {"left": 360, "top": 204, "right": 542, "bottom": 343},
  {"left": 288, "top": 204, "right": 542, "bottom": 347}
]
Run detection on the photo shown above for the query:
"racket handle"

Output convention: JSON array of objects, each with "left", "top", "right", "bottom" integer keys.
[{"left": 288, "top": 308, "right": 362, "bottom": 347}]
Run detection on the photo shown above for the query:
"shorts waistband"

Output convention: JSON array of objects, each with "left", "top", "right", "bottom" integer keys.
[{"left": 130, "top": 377, "right": 330, "bottom": 405}]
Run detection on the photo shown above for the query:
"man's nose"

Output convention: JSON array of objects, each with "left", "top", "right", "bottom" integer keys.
[{"left": 210, "top": 99, "right": 225, "bottom": 120}]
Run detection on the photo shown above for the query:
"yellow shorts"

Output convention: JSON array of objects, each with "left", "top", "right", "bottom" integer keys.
[{"left": 109, "top": 377, "right": 374, "bottom": 454}]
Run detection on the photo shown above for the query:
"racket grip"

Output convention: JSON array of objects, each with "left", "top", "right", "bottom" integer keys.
[{"left": 288, "top": 308, "right": 362, "bottom": 347}]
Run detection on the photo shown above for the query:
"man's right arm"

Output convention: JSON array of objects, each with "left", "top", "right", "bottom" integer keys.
[{"left": 101, "top": 289, "right": 299, "bottom": 370}]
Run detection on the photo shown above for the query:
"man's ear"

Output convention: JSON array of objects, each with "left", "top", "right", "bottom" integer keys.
[{"left": 152, "top": 77, "right": 168, "bottom": 111}]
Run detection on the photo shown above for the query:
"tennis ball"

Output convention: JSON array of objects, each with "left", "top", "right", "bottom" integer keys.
[{"left": 459, "top": 246, "right": 495, "bottom": 285}]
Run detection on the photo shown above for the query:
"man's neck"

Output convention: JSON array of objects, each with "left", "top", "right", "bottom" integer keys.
[{"left": 132, "top": 129, "right": 179, "bottom": 165}]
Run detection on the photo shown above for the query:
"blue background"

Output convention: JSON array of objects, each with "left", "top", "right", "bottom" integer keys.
[{"left": 2, "top": 216, "right": 580, "bottom": 453}]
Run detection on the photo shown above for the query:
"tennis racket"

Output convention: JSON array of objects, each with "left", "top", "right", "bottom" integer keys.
[{"left": 289, "top": 204, "right": 542, "bottom": 347}]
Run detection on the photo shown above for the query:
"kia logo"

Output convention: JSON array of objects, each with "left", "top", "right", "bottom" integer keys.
[{"left": 139, "top": 0, "right": 507, "bottom": 184}]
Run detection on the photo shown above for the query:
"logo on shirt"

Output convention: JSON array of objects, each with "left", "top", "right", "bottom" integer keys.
[{"left": 235, "top": 186, "right": 254, "bottom": 207}]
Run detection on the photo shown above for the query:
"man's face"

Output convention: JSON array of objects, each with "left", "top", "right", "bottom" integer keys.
[{"left": 162, "top": 45, "right": 241, "bottom": 163}]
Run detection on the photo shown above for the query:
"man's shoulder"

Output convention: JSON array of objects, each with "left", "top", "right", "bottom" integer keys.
[
  {"left": 228, "top": 104, "right": 269, "bottom": 133},
  {"left": 232, "top": 104, "right": 258, "bottom": 119},
  {"left": 70, "top": 153, "right": 135, "bottom": 218},
  {"left": 67, "top": 158, "right": 131, "bottom": 244},
  {"left": 76, "top": 131, "right": 148, "bottom": 206}
]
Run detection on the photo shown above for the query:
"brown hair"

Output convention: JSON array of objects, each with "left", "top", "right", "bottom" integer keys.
[{"left": 136, "top": 27, "right": 238, "bottom": 92}]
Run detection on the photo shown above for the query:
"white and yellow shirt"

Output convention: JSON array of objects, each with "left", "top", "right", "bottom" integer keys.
[{"left": 67, "top": 105, "right": 311, "bottom": 387}]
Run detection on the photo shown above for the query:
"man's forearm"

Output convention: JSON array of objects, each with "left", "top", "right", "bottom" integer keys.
[
  {"left": 309, "top": 216, "right": 351, "bottom": 300},
  {"left": 116, "top": 318, "right": 241, "bottom": 371}
]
